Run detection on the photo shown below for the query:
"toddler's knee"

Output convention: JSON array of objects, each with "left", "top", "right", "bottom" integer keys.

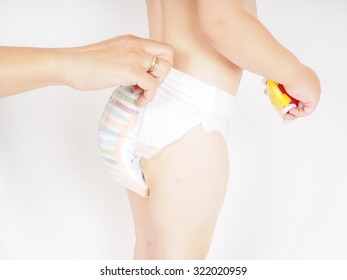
[
  {"left": 135, "top": 235, "right": 157, "bottom": 259},
  {"left": 135, "top": 232, "right": 156, "bottom": 249}
]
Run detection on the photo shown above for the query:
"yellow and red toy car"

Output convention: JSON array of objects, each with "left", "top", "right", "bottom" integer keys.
[{"left": 264, "top": 79, "right": 299, "bottom": 116}]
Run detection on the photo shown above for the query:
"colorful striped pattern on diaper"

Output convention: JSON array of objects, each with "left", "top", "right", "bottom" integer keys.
[
  {"left": 99, "top": 87, "right": 139, "bottom": 131},
  {"left": 98, "top": 87, "right": 149, "bottom": 197}
]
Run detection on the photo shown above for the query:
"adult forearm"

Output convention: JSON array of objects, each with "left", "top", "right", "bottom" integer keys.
[
  {"left": 0, "top": 36, "right": 173, "bottom": 106},
  {"left": 0, "top": 47, "right": 65, "bottom": 97}
]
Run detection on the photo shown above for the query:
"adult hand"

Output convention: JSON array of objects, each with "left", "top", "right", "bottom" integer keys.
[
  {"left": 63, "top": 35, "right": 174, "bottom": 106},
  {"left": 0, "top": 35, "right": 173, "bottom": 106}
]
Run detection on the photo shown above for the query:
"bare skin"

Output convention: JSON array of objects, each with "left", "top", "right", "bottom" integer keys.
[
  {"left": 128, "top": 0, "right": 321, "bottom": 259},
  {"left": 0, "top": 35, "right": 173, "bottom": 106},
  {"left": 198, "top": 0, "right": 320, "bottom": 119}
]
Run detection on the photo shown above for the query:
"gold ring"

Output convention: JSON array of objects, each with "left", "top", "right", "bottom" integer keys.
[{"left": 147, "top": 56, "right": 159, "bottom": 73}]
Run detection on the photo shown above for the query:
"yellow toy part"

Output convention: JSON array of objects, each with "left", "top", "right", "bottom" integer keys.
[{"left": 265, "top": 80, "right": 298, "bottom": 116}]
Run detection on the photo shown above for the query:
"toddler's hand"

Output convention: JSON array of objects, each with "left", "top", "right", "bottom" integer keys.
[{"left": 282, "top": 66, "right": 321, "bottom": 121}]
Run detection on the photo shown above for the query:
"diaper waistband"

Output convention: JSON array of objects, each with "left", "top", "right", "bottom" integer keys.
[{"left": 158, "top": 68, "right": 235, "bottom": 116}]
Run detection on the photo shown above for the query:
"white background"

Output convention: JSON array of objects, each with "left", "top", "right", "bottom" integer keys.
[{"left": 0, "top": 0, "right": 346, "bottom": 259}]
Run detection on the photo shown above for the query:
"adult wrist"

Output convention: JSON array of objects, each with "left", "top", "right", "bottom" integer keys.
[{"left": 48, "top": 47, "right": 76, "bottom": 88}]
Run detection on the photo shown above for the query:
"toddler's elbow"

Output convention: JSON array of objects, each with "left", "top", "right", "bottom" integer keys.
[{"left": 200, "top": 18, "right": 229, "bottom": 48}]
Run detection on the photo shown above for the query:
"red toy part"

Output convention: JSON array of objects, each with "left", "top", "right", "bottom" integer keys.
[{"left": 278, "top": 84, "right": 299, "bottom": 106}]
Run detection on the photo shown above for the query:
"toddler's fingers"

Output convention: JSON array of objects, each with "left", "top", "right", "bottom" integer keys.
[
  {"left": 288, "top": 107, "right": 303, "bottom": 117},
  {"left": 288, "top": 102, "right": 314, "bottom": 118},
  {"left": 282, "top": 113, "right": 297, "bottom": 121}
]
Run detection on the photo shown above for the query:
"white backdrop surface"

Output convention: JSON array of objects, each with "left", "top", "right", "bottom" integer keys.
[{"left": 0, "top": 0, "right": 346, "bottom": 259}]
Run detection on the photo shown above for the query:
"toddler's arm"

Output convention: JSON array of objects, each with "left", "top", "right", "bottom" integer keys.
[{"left": 198, "top": 0, "right": 320, "bottom": 119}]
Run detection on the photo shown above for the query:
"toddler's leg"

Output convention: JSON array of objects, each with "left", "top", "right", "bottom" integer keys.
[
  {"left": 141, "top": 124, "right": 229, "bottom": 259},
  {"left": 127, "top": 190, "right": 157, "bottom": 259}
]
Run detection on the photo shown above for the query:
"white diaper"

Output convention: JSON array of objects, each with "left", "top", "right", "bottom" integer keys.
[{"left": 98, "top": 68, "right": 235, "bottom": 197}]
